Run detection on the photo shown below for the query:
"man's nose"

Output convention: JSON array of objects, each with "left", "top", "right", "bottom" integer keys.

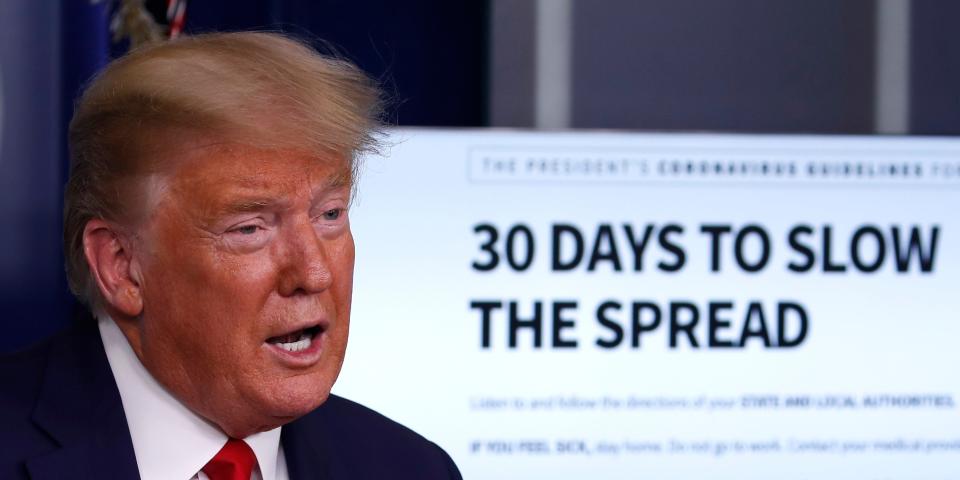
[{"left": 277, "top": 220, "right": 332, "bottom": 297}]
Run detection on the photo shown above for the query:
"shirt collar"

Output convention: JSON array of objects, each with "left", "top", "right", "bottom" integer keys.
[{"left": 99, "top": 316, "right": 282, "bottom": 480}]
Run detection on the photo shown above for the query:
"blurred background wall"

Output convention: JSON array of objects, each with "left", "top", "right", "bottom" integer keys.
[{"left": 1, "top": 0, "right": 958, "bottom": 352}]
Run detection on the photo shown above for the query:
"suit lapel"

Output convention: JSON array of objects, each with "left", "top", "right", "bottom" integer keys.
[{"left": 27, "top": 320, "right": 140, "bottom": 480}]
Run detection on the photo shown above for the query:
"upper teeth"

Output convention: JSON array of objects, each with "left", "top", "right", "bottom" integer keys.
[{"left": 276, "top": 331, "right": 312, "bottom": 352}]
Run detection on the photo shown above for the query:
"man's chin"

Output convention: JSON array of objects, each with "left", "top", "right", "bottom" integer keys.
[
  {"left": 214, "top": 388, "right": 332, "bottom": 438},
  {"left": 203, "top": 359, "right": 342, "bottom": 436},
  {"left": 261, "top": 377, "right": 335, "bottom": 421}
]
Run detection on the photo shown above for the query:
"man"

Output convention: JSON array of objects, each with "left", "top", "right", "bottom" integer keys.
[{"left": 0, "top": 32, "right": 462, "bottom": 479}]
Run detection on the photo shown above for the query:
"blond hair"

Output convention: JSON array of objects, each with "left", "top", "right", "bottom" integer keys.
[{"left": 65, "top": 31, "right": 383, "bottom": 308}]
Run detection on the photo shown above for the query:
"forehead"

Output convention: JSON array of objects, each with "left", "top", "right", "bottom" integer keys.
[{"left": 165, "top": 144, "right": 351, "bottom": 194}]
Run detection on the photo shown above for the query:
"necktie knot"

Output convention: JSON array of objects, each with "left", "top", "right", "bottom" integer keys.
[{"left": 202, "top": 438, "right": 258, "bottom": 480}]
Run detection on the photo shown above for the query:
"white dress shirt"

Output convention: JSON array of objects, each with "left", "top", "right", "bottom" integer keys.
[{"left": 99, "top": 316, "right": 289, "bottom": 480}]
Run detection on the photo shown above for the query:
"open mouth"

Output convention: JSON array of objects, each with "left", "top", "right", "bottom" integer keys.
[{"left": 266, "top": 325, "right": 323, "bottom": 353}]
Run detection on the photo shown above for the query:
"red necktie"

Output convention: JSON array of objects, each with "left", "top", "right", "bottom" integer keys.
[{"left": 202, "top": 438, "right": 258, "bottom": 480}]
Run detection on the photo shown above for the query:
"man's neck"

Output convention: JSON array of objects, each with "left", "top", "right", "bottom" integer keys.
[{"left": 97, "top": 315, "right": 284, "bottom": 480}]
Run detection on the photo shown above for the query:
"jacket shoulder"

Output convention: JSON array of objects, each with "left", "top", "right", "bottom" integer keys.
[
  {"left": 0, "top": 335, "right": 56, "bottom": 424},
  {"left": 291, "top": 394, "right": 462, "bottom": 479},
  {"left": 0, "top": 335, "right": 61, "bottom": 479}
]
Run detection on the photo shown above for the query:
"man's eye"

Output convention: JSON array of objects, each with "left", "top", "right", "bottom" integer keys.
[
  {"left": 323, "top": 208, "right": 343, "bottom": 221},
  {"left": 232, "top": 225, "right": 260, "bottom": 235}
]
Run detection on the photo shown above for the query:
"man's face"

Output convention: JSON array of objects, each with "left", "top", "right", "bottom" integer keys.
[{"left": 120, "top": 144, "right": 354, "bottom": 436}]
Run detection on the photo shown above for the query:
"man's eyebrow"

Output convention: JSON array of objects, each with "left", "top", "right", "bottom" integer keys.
[
  {"left": 213, "top": 168, "right": 351, "bottom": 215},
  {"left": 219, "top": 198, "right": 282, "bottom": 215},
  {"left": 307, "top": 169, "right": 352, "bottom": 199}
]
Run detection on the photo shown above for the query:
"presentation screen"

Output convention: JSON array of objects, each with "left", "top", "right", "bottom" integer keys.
[{"left": 334, "top": 129, "right": 959, "bottom": 479}]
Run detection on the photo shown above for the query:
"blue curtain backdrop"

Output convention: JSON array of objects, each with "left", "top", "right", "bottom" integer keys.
[
  {"left": 0, "top": 0, "right": 487, "bottom": 353},
  {"left": 0, "top": 0, "right": 109, "bottom": 352},
  {"left": 183, "top": 0, "right": 488, "bottom": 126}
]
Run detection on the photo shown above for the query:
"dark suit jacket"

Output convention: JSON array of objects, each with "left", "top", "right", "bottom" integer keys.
[{"left": 0, "top": 320, "right": 462, "bottom": 479}]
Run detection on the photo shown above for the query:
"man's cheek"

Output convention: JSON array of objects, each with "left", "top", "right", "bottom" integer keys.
[{"left": 192, "top": 261, "right": 273, "bottom": 309}]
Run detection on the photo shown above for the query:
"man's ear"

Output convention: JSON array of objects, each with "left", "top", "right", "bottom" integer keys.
[{"left": 82, "top": 219, "right": 144, "bottom": 318}]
